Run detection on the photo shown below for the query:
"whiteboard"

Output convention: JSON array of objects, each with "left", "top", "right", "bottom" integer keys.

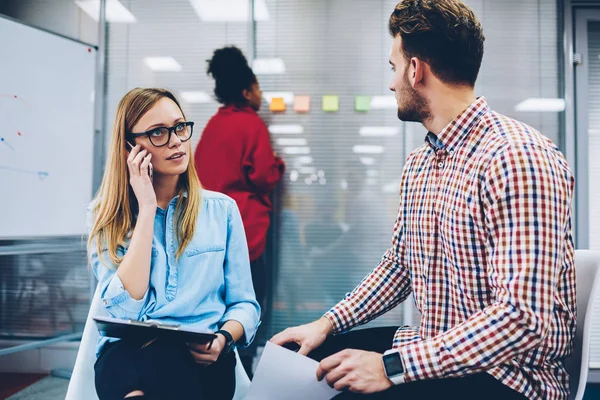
[{"left": 0, "top": 16, "right": 96, "bottom": 238}]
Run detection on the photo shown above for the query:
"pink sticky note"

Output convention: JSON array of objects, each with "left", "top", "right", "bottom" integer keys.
[{"left": 293, "top": 96, "right": 311, "bottom": 113}]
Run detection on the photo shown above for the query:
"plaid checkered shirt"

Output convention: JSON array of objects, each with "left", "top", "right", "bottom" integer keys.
[{"left": 324, "top": 97, "right": 576, "bottom": 399}]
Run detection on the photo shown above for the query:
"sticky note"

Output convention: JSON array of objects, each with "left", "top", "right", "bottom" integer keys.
[
  {"left": 322, "top": 95, "right": 339, "bottom": 112},
  {"left": 294, "top": 96, "right": 311, "bottom": 113},
  {"left": 270, "top": 97, "right": 286, "bottom": 112},
  {"left": 355, "top": 96, "right": 371, "bottom": 112}
]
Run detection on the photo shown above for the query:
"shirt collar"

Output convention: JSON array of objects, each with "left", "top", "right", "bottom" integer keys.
[
  {"left": 425, "top": 97, "right": 489, "bottom": 154},
  {"left": 167, "top": 189, "right": 188, "bottom": 205}
]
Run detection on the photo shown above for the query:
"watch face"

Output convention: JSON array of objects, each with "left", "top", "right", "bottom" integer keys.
[{"left": 383, "top": 352, "right": 404, "bottom": 376}]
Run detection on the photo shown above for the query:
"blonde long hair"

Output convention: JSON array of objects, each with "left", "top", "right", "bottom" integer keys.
[{"left": 88, "top": 88, "right": 201, "bottom": 266}]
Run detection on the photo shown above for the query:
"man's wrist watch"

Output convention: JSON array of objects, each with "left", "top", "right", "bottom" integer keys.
[
  {"left": 382, "top": 349, "right": 406, "bottom": 385},
  {"left": 215, "top": 329, "right": 235, "bottom": 356}
]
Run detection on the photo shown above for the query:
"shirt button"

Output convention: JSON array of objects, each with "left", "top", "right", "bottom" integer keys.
[
  {"left": 449, "top": 150, "right": 455, "bottom": 155},
  {"left": 102, "top": 299, "right": 108, "bottom": 305},
  {"left": 438, "top": 162, "right": 443, "bottom": 168}
]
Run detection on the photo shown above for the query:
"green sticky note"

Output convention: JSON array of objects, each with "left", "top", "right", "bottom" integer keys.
[
  {"left": 355, "top": 96, "right": 371, "bottom": 112},
  {"left": 322, "top": 95, "right": 339, "bottom": 112}
]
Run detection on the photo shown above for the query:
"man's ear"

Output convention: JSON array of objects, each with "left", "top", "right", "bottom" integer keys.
[{"left": 410, "top": 57, "right": 425, "bottom": 88}]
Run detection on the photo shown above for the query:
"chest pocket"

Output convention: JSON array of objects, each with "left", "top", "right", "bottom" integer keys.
[
  {"left": 184, "top": 243, "right": 225, "bottom": 257},
  {"left": 438, "top": 202, "right": 489, "bottom": 303},
  {"left": 439, "top": 203, "right": 475, "bottom": 252}
]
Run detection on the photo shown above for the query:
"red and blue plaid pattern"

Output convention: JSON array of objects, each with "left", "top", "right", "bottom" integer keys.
[{"left": 325, "top": 97, "right": 576, "bottom": 399}]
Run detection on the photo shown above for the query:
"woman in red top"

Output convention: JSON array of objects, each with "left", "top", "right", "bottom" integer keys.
[{"left": 194, "top": 46, "right": 284, "bottom": 374}]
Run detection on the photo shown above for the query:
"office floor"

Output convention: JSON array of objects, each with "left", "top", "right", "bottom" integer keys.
[{"left": 0, "top": 374, "right": 47, "bottom": 399}]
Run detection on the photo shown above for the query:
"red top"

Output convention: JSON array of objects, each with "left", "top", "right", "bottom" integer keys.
[{"left": 194, "top": 105, "right": 285, "bottom": 261}]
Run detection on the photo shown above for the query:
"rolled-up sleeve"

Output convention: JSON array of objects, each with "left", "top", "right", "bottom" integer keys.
[
  {"left": 220, "top": 201, "right": 261, "bottom": 346},
  {"left": 87, "top": 206, "right": 149, "bottom": 320}
]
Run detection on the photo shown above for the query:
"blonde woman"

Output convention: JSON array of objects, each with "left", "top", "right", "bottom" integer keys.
[{"left": 88, "top": 88, "right": 260, "bottom": 400}]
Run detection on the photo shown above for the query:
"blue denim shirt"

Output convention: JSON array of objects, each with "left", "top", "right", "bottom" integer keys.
[{"left": 88, "top": 190, "right": 261, "bottom": 357}]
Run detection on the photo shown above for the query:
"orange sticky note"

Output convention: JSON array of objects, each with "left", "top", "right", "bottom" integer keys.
[
  {"left": 294, "top": 96, "right": 311, "bottom": 113},
  {"left": 270, "top": 97, "right": 286, "bottom": 112}
]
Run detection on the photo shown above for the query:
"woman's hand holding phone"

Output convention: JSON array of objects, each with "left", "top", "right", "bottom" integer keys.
[{"left": 126, "top": 142, "right": 156, "bottom": 211}]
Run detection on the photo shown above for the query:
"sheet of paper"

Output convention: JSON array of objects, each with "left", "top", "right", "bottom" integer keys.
[{"left": 245, "top": 341, "right": 340, "bottom": 400}]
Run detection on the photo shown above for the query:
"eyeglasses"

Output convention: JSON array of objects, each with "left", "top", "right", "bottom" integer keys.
[{"left": 127, "top": 121, "right": 194, "bottom": 147}]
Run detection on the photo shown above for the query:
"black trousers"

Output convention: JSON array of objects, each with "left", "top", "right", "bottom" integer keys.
[
  {"left": 308, "top": 327, "right": 528, "bottom": 400},
  {"left": 250, "top": 256, "right": 267, "bottom": 309},
  {"left": 239, "top": 256, "right": 268, "bottom": 376},
  {"left": 94, "top": 338, "right": 236, "bottom": 400}
]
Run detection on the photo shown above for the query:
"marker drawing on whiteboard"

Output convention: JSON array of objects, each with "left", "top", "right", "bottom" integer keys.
[
  {"left": 0, "top": 166, "right": 49, "bottom": 180},
  {"left": 0, "top": 94, "right": 28, "bottom": 106},
  {"left": 0, "top": 137, "right": 15, "bottom": 151}
]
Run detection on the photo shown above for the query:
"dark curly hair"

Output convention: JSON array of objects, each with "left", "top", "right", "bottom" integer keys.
[
  {"left": 389, "top": 0, "right": 485, "bottom": 86},
  {"left": 207, "top": 46, "right": 257, "bottom": 105}
]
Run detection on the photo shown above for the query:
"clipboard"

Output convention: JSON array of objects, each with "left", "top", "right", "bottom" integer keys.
[{"left": 93, "top": 316, "right": 217, "bottom": 344}]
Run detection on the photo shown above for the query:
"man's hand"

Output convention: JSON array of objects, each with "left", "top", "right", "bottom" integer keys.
[
  {"left": 316, "top": 349, "right": 393, "bottom": 394},
  {"left": 188, "top": 334, "right": 226, "bottom": 365},
  {"left": 270, "top": 317, "right": 334, "bottom": 356}
]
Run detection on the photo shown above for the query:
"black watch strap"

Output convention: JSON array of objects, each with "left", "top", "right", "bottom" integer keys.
[{"left": 215, "top": 329, "right": 235, "bottom": 355}]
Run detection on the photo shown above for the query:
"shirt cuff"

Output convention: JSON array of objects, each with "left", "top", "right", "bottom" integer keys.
[
  {"left": 397, "top": 337, "right": 444, "bottom": 382},
  {"left": 392, "top": 326, "right": 422, "bottom": 348},
  {"left": 101, "top": 273, "right": 149, "bottom": 318},
  {"left": 323, "top": 303, "right": 355, "bottom": 334},
  {"left": 221, "top": 307, "right": 260, "bottom": 347}
]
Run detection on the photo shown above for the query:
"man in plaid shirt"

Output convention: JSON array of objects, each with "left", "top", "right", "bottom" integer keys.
[{"left": 272, "top": 0, "right": 576, "bottom": 399}]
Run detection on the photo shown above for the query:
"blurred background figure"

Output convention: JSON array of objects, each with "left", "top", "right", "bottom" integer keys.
[{"left": 194, "top": 46, "right": 285, "bottom": 376}]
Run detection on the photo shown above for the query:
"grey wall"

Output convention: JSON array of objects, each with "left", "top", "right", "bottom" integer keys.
[{"left": 0, "top": 0, "right": 98, "bottom": 45}]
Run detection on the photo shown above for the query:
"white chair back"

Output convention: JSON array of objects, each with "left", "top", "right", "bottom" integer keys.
[{"left": 565, "top": 250, "right": 600, "bottom": 400}]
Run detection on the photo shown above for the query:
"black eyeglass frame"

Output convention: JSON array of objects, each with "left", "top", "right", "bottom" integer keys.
[{"left": 127, "top": 121, "right": 194, "bottom": 147}]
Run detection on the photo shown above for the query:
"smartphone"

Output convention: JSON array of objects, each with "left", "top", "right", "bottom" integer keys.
[{"left": 126, "top": 141, "right": 153, "bottom": 181}]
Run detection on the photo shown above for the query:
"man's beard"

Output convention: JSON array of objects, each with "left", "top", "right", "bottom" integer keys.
[{"left": 396, "top": 76, "right": 430, "bottom": 123}]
